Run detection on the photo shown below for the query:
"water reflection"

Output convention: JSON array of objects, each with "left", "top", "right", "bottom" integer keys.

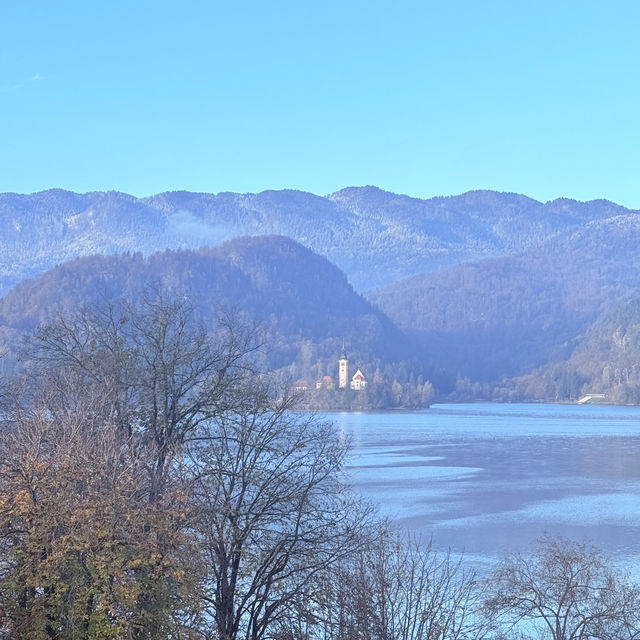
[{"left": 325, "top": 404, "right": 640, "bottom": 571}]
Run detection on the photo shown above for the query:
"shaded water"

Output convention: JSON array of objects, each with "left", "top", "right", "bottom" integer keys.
[{"left": 326, "top": 403, "right": 640, "bottom": 571}]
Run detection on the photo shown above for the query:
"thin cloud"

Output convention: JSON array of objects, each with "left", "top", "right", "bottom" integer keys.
[{"left": 1, "top": 73, "right": 45, "bottom": 93}]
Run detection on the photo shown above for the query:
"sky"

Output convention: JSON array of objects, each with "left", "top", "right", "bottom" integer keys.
[{"left": 2, "top": 1, "right": 640, "bottom": 207}]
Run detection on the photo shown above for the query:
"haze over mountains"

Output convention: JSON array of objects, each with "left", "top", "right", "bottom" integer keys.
[
  {"left": 2, "top": 187, "right": 631, "bottom": 296},
  {"left": 2, "top": 186, "right": 640, "bottom": 403}
]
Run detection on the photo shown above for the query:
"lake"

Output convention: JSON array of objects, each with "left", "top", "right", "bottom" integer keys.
[{"left": 325, "top": 403, "right": 640, "bottom": 573}]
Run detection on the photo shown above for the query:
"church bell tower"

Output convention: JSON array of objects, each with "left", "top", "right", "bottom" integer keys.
[{"left": 338, "top": 342, "right": 348, "bottom": 389}]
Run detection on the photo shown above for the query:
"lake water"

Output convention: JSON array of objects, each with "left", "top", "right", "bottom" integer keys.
[{"left": 325, "top": 403, "right": 640, "bottom": 573}]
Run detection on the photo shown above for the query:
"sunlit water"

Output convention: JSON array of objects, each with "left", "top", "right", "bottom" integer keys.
[{"left": 323, "top": 403, "right": 640, "bottom": 573}]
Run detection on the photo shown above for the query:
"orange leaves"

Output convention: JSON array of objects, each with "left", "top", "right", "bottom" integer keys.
[{"left": 0, "top": 409, "right": 196, "bottom": 639}]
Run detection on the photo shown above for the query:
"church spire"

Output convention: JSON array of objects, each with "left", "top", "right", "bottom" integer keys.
[{"left": 338, "top": 340, "right": 348, "bottom": 389}]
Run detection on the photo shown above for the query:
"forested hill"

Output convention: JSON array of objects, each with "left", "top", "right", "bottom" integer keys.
[
  {"left": 0, "top": 236, "right": 409, "bottom": 379},
  {"left": 368, "top": 214, "right": 640, "bottom": 393},
  {"left": 2, "top": 186, "right": 634, "bottom": 296}
]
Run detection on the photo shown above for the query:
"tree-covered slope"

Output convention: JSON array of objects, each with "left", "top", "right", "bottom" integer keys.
[
  {"left": 510, "top": 299, "right": 640, "bottom": 403},
  {"left": 368, "top": 215, "right": 640, "bottom": 384},
  {"left": 0, "top": 236, "right": 408, "bottom": 379}
]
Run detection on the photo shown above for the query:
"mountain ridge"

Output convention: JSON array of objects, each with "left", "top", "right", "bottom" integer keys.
[{"left": 3, "top": 186, "right": 639, "bottom": 297}]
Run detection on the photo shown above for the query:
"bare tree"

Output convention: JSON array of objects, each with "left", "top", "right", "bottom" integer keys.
[
  {"left": 300, "top": 531, "right": 493, "bottom": 640},
  {"left": 485, "top": 535, "right": 640, "bottom": 640},
  {"left": 183, "top": 380, "right": 376, "bottom": 640},
  {"left": 23, "top": 291, "right": 261, "bottom": 500}
]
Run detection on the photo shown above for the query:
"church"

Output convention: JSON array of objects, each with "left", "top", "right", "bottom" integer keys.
[{"left": 338, "top": 349, "right": 367, "bottom": 391}]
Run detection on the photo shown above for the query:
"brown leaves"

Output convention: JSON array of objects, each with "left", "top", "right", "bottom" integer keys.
[{"left": 0, "top": 404, "right": 196, "bottom": 639}]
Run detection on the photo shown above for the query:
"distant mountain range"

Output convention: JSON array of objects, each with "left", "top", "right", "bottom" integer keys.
[
  {"left": 3, "top": 186, "right": 640, "bottom": 403},
  {"left": 2, "top": 187, "right": 634, "bottom": 297}
]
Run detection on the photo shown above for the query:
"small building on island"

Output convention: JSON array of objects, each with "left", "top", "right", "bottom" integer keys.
[
  {"left": 350, "top": 369, "right": 367, "bottom": 391},
  {"left": 316, "top": 375, "right": 334, "bottom": 390}
]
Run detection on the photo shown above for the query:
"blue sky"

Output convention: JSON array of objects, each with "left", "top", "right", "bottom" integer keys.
[{"left": 2, "top": 1, "right": 640, "bottom": 206}]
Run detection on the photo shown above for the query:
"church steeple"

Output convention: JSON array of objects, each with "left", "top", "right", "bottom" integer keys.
[{"left": 338, "top": 340, "right": 348, "bottom": 389}]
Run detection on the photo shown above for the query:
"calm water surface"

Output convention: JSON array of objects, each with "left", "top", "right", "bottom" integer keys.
[{"left": 325, "top": 403, "right": 640, "bottom": 572}]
